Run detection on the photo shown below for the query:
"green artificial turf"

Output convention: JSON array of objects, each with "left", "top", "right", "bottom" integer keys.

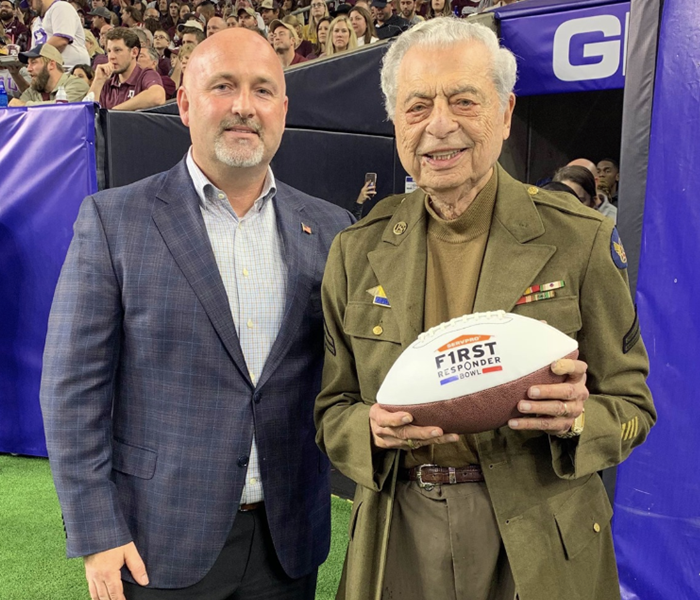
[{"left": 0, "top": 455, "right": 350, "bottom": 600}]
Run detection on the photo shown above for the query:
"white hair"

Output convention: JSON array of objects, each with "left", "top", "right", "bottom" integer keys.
[{"left": 380, "top": 18, "right": 517, "bottom": 120}]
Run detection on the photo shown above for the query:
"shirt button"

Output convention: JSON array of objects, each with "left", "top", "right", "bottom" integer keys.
[
  {"left": 247, "top": 319, "right": 254, "bottom": 329},
  {"left": 253, "top": 392, "right": 262, "bottom": 404},
  {"left": 250, "top": 478, "right": 257, "bottom": 485},
  {"left": 243, "top": 268, "right": 249, "bottom": 277},
  {"left": 237, "top": 455, "right": 249, "bottom": 468},
  {"left": 218, "top": 193, "right": 225, "bottom": 199},
  {"left": 593, "top": 523, "right": 601, "bottom": 533},
  {"left": 373, "top": 325, "right": 383, "bottom": 335}
]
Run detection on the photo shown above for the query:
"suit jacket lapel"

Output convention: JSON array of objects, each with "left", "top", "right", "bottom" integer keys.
[
  {"left": 474, "top": 165, "right": 556, "bottom": 312},
  {"left": 367, "top": 190, "right": 428, "bottom": 348},
  {"left": 257, "top": 187, "right": 315, "bottom": 389},
  {"left": 151, "top": 159, "right": 252, "bottom": 385}
]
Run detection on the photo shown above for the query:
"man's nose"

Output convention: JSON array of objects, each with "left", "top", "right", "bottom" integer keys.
[
  {"left": 231, "top": 87, "right": 255, "bottom": 119},
  {"left": 425, "top": 99, "right": 459, "bottom": 139}
]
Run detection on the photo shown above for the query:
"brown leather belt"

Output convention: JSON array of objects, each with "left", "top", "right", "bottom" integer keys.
[
  {"left": 239, "top": 502, "right": 263, "bottom": 512},
  {"left": 399, "top": 464, "right": 484, "bottom": 490}
]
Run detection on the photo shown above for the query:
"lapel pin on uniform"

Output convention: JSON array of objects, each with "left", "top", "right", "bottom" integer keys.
[{"left": 301, "top": 222, "right": 312, "bottom": 235}]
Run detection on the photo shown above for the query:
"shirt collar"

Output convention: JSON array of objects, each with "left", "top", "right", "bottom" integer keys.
[
  {"left": 111, "top": 64, "right": 143, "bottom": 88},
  {"left": 185, "top": 147, "right": 277, "bottom": 216}
]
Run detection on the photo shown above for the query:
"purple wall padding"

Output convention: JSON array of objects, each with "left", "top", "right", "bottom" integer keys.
[
  {"left": 613, "top": 0, "right": 700, "bottom": 598},
  {"left": 0, "top": 103, "right": 97, "bottom": 457}
]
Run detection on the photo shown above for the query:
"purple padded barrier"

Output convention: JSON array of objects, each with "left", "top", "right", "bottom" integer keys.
[
  {"left": 613, "top": 0, "right": 700, "bottom": 597},
  {"left": 0, "top": 102, "right": 97, "bottom": 457}
]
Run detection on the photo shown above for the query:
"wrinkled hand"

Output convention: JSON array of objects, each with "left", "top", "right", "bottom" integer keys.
[
  {"left": 369, "top": 403, "right": 459, "bottom": 451},
  {"left": 84, "top": 542, "right": 149, "bottom": 600},
  {"left": 509, "top": 358, "right": 588, "bottom": 436},
  {"left": 94, "top": 62, "right": 114, "bottom": 83},
  {"left": 356, "top": 180, "right": 377, "bottom": 205}
]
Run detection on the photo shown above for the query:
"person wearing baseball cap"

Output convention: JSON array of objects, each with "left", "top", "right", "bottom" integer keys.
[
  {"left": 237, "top": 6, "right": 260, "bottom": 31},
  {"left": 269, "top": 19, "right": 306, "bottom": 68},
  {"left": 8, "top": 43, "right": 88, "bottom": 105},
  {"left": 372, "top": 0, "right": 409, "bottom": 39},
  {"left": 88, "top": 6, "right": 111, "bottom": 35},
  {"left": 259, "top": 0, "right": 280, "bottom": 27},
  {"left": 177, "top": 17, "right": 206, "bottom": 45}
]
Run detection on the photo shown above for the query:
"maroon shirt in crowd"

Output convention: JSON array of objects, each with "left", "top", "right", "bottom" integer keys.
[
  {"left": 99, "top": 64, "right": 163, "bottom": 108},
  {"left": 157, "top": 54, "right": 171, "bottom": 77},
  {"left": 92, "top": 53, "right": 108, "bottom": 69},
  {"left": 290, "top": 52, "right": 307, "bottom": 65},
  {"left": 161, "top": 73, "right": 176, "bottom": 99},
  {"left": 296, "top": 39, "right": 313, "bottom": 57},
  {"left": 2, "top": 17, "right": 30, "bottom": 51}
]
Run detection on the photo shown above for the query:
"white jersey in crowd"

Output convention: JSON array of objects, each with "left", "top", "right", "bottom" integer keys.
[{"left": 36, "top": 0, "right": 90, "bottom": 70}]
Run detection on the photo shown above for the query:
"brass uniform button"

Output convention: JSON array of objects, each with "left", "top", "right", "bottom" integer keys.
[
  {"left": 593, "top": 523, "right": 601, "bottom": 533},
  {"left": 393, "top": 222, "right": 407, "bottom": 235},
  {"left": 373, "top": 325, "right": 383, "bottom": 335},
  {"left": 527, "top": 186, "right": 538, "bottom": 195}
]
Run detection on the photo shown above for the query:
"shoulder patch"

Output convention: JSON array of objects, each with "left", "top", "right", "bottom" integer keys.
[
  {"left": 623, "top": 308, "right": 640, "bottom": 354},
  {"left": 610, "top": 227, "right": 628, "bottom": 269}
]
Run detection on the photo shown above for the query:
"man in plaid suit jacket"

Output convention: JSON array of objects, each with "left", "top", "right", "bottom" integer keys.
[{"left": 40, "top": 28, "right": 353, "bottom": 600}]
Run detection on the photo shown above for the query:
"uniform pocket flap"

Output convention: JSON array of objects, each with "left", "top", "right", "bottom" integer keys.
[
  {"left": 112, "top": 439, "right": 157, "bottom": 480},
  {"left": 555, "top": 476, "right": 613, "bottom": 560},
  {"left": 513, "top": 295, "right": 582, "bottom": 335},
  {"left": 344, "top": 302, "right": 401, "bottom": 343}
]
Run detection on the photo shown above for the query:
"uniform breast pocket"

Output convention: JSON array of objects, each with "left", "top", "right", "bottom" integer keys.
[
  {"left": 343, "top": 302, "right": 402, "bottom": 397},
  {"left": 512, "top": 295, "right": 582, "bottom": 337}
]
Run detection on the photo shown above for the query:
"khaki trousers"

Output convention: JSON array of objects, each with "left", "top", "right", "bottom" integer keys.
[{"left": 382, "top": 480, "right": 516, "bottom": 600}]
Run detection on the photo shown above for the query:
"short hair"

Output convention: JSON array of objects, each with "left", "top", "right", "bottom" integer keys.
[
  {"left": 105, "top": 26, "right": 141, "bottom": 51},
  {"left": 598, "top": 158, "right": 619, "bottom": 170},
  {"left": 380, "top": 18, "right": 517, "bottom": 120},
  {"left": 552, "top": 165, "right": 597, "bottom": 200},
  {"left": 143, "top": 16, "right": 161, "bottom": 34},
  {"left": 143, "top": 46, "right": 159, "bottom": 62},
  {"left": 154, "top": 28, "right": 171, "bottom": 40},
  {"left": 132, "top": 26, "right": 153, "bottom": 48},
  {"left": 178, "top": 41, "right": 196, "bottom": 61},
  {"left": 181, "top": 27, "right": 205, "bottom": 43}
]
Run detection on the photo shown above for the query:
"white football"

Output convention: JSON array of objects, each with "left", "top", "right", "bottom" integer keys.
[{"left": 376, "top": 310, "right": 579, "bottom": 434}]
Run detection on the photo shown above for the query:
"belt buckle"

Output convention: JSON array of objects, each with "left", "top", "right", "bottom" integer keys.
[{"left": 415, "top": 464, "right": 437, "bottom": 491}]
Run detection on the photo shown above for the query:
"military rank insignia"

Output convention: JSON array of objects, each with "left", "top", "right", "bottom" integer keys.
[
  {"left": 611, "top": 227, "right": 627, "bottom": 269},
  {"left": 621, "top": 416, "right": 639, "bottom": 440}
]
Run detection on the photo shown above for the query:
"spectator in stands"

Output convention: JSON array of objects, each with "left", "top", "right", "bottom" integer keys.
[
  {"left": 8, "top": 43, "right": 88, "bottom": 105},
  {"left": 89, "top": 26, "right": 165, "bottom": 109},
  {"left": 304, "top": 0, "right": 327, "bottom": 43},
  {"left": 348, "top": 6, "right": 376, "bottom": 46},
  {"left": 30, "top": 0, "right": 91, "bottom": 71},
  {"left": 597, "top": 158, "right": 619, "bottom": 206},
  {"left": 325, "top": 14, "right": 355, "bottom": 55},
  {"left": 372, "top": 0, "right": 408, "bottom": 40},
  {"left": 178, "top": 18, "right": 205, "bottom": 43},
  {"left": 541, "top": 180, "right": 578, "bottom": 199},
  {"left": 270, "top": 18, "right": 306, "bottom": 67},
  {"left": 144, "top": 16, "right": 162, "bottom": 35},
  {"left": 150, "top": 28, "right": 171, "bottom": 74},
  {"left": 94, "top": 23, "right": 112, "bottom": 66},
  {"left": 88, "top": 6, "right": 111, "bottom": 34},
  {"left": 206, "top": 15, "right": 225, "bottom": 35},
  {"left": 399, "top": 0, "right": 423, "bottom": 24},
  {"left": 179, "top": 3, "right": 191, "bottom": 20},
  {"left": 137, "top": 45, "right": 175, "bottom": 97},
  {"left": 144, "top": 7, "right": 160, "bottom": 20},
  {"left": 121, "top": 5, "right": 142, "bottom": 27},
  {"left": 196, "top": 0, "right": 215, "bottom": 23},
  {"left": 1, "top": 0, "right": 30, "bottom": 51},
  {"left": 282, "top": 14, "right": 312, "bottom": 56},
  {"left": 132, "top": 25, "right": 154, "bottom": 49},
  {"left": 237, "top": 6, "right": 259, "bottom": 30},
  {"left": 307, "top": 14, "right": 329, "bottom": 58},
  {"left": 70, "top": 62, "right": 93, "bottom": 83},
  {"left": 163, "top": 1, "right": 181, "bottom": 33},
  {"left": 426, "top": 0, "right": 451, "bottom": 18},
  {"left": 226, "top": 13, "right": 237, "bottom": 26},
  {"left": 170, "top": 39, "right": 194, "bottom": 87},
  {"left": 259, "top": 0, "right": 280, "bottom": 28},
  {"left": 83, "top": 27, "right": 104, "bottom": 61},
  {"left": 567, "top": 157, "right": 598, "bottom": 180},
  {"left": 158, "top": 0, "right": 168, "bottom": 16},
  {"left": 281, "top": 0, "right": 297, "bottom": 13}
]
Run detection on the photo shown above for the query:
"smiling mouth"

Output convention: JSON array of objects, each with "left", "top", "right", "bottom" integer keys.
[{"left": 423, "top": 148, "right": 467, "bottom": 161}]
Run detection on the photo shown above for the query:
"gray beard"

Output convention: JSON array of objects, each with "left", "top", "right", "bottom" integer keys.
[{"left": 214, "top": 117, "right": 265, "bottom": 168}]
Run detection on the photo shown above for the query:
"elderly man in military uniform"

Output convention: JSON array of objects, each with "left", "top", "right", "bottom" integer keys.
[{"left": 315, "top": 17, "right": 655, "bottom": 600}]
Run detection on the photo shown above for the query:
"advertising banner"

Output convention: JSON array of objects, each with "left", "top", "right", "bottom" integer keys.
[{"left": 498, "top": 0, "right": 630, "bottom": 96}]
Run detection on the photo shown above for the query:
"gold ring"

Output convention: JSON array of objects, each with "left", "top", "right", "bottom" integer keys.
[
  {"left": 562, "top": 402, "right": 569, "bottom": 417},
  {"left": 406, "top": 439, "right": 417, "bottom": 450}
]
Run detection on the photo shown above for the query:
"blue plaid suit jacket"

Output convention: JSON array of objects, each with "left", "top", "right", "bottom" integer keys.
[{"left": 40, "top": 158, "right": 354, "bottom": 588}]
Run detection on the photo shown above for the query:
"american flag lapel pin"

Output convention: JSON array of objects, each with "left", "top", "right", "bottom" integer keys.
[{"left": 301, "top": 222, "right": 312, "bottom": 235}]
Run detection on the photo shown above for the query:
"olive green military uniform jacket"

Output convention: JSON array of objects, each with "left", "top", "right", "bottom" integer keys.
[
  {"left": 19, "top": 72, "right": 89, "bottom": 105},
  {"left": 315, "top": 165, "right": 656, "bottom": 600}
]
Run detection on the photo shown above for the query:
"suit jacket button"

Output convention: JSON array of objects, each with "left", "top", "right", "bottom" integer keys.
[
  {"left": 238, "top": 456, "right": 249, "bottom": 468},
  {"left": 253, "top": 392, "right": 262, "bottom": 404}
]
